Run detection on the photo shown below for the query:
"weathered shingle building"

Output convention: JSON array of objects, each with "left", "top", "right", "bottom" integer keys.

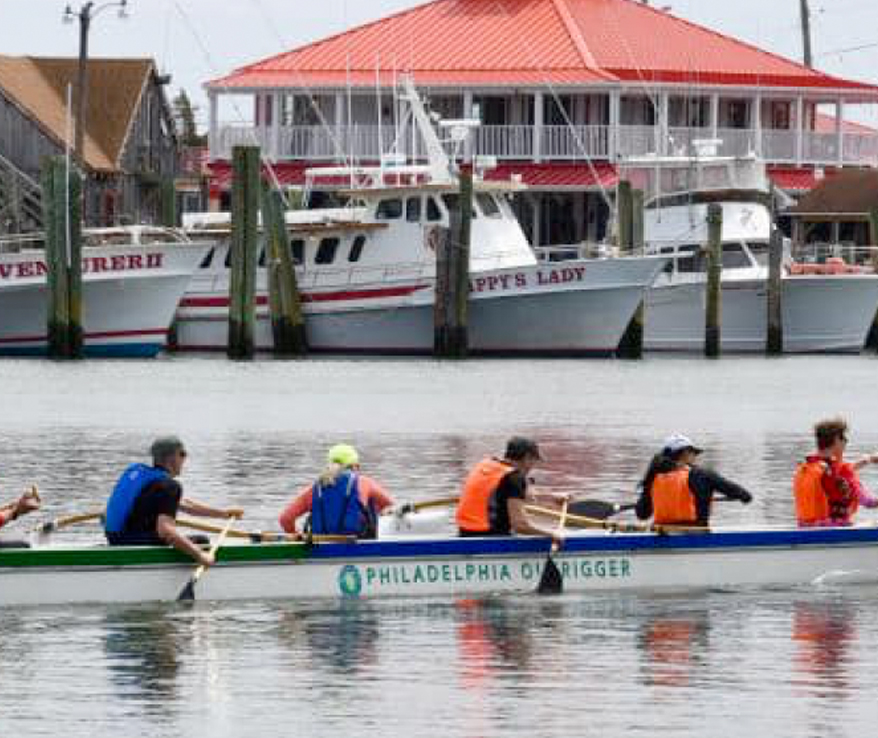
[{"left": 0, "top": 56, "right": 178, "bottom": 230}]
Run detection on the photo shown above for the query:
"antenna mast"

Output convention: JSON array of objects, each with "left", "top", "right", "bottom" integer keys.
[{"left": 799, "top": 0, "right": 813, "bottom": 67}]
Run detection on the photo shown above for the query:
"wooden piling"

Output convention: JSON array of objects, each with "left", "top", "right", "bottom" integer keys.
[
  {"left": 704, "top": 203, "right": 723, "bottom": 358},
  {"left": 866, "top": 207, "right": 878, "bottom": 350},
  {"left": 616, "top": 185, "right": 645, "bottom": 359},
  {"left": 160, "top": 176, "right": 177, "bottom": 227},
  {"left": 260, "top": 185, "right": 307, "bottom": 355},
  {"left": 434, "top": 167, "right": 471, "bottom": 358},
  {"left": 766, "top": 225, "right": 784, "bottom": 355},
  {"left": 43, "top": 158, "right": 70, "bottom": 358},
  {"left": 227, "top": 145, "right": 260, "bottom": 359},
  {"left": 42, "top": 157, "right": 82, "bottom": 358},
  {"left": 432, "top": 225, "right": 452, "bottom": 355}
]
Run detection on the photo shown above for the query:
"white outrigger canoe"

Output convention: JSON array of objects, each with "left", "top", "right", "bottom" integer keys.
[{"left": 3, "top": 525, "right": 878, "bottom": 607}]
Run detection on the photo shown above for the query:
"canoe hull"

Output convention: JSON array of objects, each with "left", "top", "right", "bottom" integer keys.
[{"left": 3, "top": 527, "right": 878, "bottom": 607}]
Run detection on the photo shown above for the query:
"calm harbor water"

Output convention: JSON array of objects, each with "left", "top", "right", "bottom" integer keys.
[{"left": 1, "top": 355, "right": 878, "bottom": 737}]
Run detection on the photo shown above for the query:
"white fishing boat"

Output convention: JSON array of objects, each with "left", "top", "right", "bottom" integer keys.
[
  {"left": 2, "top": 524, "right": 878, "bottom": 607},
  {"left": 175, "top": 80, "right": 666, "bottom": 356},
  {"left": 623, "top": 146, "right": 878, "bottom": 353},
  {"left": 0, "top": 226, "right": 210, "bottom": 357}
]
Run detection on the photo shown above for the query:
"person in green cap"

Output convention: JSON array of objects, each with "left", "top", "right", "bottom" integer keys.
[{"left": 279, "top": 444, "right": 395, "bottom": 539}]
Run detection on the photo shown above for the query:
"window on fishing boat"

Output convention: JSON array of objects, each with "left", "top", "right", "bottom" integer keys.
[
  {"left": 348, "top": 235, "right": 367, "bottom": 262},
  {"left": 258, "top": 247, "right": 266, "bottom": 268},
  {"left": 315, "top": 237, "right": 340, "bottom": 264},
  {"left": 199, "top": 248, "right": 215, "bottom": 269},
  {"left": 721, "top": 244, "right": 751, "bottom": 269},
  {"left": 426, "top": 197, "right": 442, "bottom": 222},
  {"left": 747, "top": 242, "right": 769, "bottom": 266},
  {"left": 290, "top": 239, "right": 304, "bottom": 265},
  {"left": 476, "top": 194, "right": 501, "bottom": 218},
  {"left": 676, "top": 245, "right": 705, "bottom": 273},
  {"left": 376, "top": 199, "right": 403, "bottom": 220},
  {"left": 406, "top": 197, "right": 422, "bottom": 223},
  {"left": 441, "top": 194, "right": 477, "bottom": 219}
]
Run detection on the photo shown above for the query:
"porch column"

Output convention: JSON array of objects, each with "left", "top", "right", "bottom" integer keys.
[
  {"left": 657, "top": 91, "right": 668, "bottom": 156},
  {"left": 271, "top": 92, "right": 282, "bottom": 161},
  {"left": 836, "top": 98, "right": 845, "bottom": 166},
  {"left": 609, "top": 90, "right": 621, "bottom": 160},
  {"left": 795, "top": 96, "right": 804, "bottom": 166},
  {"left": 208, "top": 91, "right": 219, "bottom": 159},
  {"left": 752, "top": 94, "right": 763, "bottom": 156},
  {"left": 335, "top": 92, "right": 345, "bottom": 161},
  {"left": 531, "top": 194, "right": 542, "bottom": 247},
  {"left": 573, "top": 191, "right": 586, "bottom": 243},
  {"left": 710, "top": 93, "right": 720, "bottom": 140},
  {"left": 533, "top": 90, "right": 544, "bottom": 163}
]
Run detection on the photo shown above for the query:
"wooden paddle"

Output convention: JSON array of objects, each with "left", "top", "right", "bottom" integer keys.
[
  {"left": 176, "top": 517, "right": 355, "bottom": 544},
  {"left": 382, "top": 495, "right": 460, "bottom": 516},
  {"left": 537, "top": 497, "right": 568, "bottom": 595},
  {"left": 29, "top": 508, "right": 105, "bottom": 545},
  {"left": 177, "top": 516, "right": 236, "bottom": 602},
  {"left": 568, "top": 499, "right": 636, "bottom": 521}
]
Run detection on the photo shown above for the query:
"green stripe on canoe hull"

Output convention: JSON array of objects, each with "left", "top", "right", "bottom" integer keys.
[{"left": 0, "top": 542, "right": 312, "bottom": 568}]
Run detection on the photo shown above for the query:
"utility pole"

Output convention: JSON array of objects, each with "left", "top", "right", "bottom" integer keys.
[
  {"left": 799, "top": 0, "right": 813, "bottom": 68},
  {"left": 64, "top": 1, "right": 129, "bottom": 168}
]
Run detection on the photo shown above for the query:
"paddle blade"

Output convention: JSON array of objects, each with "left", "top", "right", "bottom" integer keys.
[
  {"left": 537, "top": 556, "right": 563, "bottom": 595},
  {"left": 569, "top": 499, "right": 623, "bottom": 520},
  {"left": 177, "top": 577, "right": 196, "bottom": 602}
]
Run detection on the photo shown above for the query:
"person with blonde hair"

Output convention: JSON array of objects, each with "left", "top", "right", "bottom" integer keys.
[{"left": 279, "top": 444, "right": 395, "bottom": 539}]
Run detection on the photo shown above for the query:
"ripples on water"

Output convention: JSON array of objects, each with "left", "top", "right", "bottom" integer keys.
[{"left": 1, "top": 356, "right": 878, "bottom": 736}]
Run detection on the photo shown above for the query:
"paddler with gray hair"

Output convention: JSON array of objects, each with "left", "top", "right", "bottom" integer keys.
[
  {"left": 634, "top": 434, "right": 752, "bottom": 527},
  {"left": 105, "top": 436, "right": 243, "bottom": 565},
  {"left": 279, "top": 444, "right": 395, "bottom": 539}
]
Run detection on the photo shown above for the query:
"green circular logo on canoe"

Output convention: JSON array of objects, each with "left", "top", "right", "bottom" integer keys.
[{"left": 338, "top": 564, "right": 362, "bottom": 597}]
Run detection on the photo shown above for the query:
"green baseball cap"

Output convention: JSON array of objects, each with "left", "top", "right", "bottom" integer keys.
[{"left": 327, "top": 444, "right": 359, "bottom": 467}]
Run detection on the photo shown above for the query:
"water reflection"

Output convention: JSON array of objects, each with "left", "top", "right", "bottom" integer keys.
[
  {"left": 277, "top": 601, "right": 381, "bottom": 675},
  {"left": 636, "top": 604, "right": 712, "bottom": 688},
  {"left": 454, "top": 599, "right": 535, "bottom": 686},
  {"left": 103, "top": 606, "right": 182, "bottom": 704},
  {"left": 791, "top": 599, "right": 856, "bottom": 697}
]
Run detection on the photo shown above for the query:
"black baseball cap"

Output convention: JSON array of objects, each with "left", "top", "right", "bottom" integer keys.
[{"left": 505, "top": 436, "right": 542, "bottom": 461}]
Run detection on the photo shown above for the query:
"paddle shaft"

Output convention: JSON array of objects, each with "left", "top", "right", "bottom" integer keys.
[
  {"left": 176, "top": 517, "right": 355, "bottom": 544},
  {"left": 177, "top": 516, "right": 236, "bottom": 601}
]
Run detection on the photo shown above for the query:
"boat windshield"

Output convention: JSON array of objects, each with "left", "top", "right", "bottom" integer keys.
[{"left": 747, "top": 242, "right": 769, "bottom": 267}]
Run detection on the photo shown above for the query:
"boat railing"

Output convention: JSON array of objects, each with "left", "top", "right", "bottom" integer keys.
[
  {"left": 790, "top": 242, "right": 878, "bottom": 271},
  {"left": 533, "top": 243, "right": 619, "bottom": 262}
]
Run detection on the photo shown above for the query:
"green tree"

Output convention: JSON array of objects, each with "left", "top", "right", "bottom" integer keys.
[{"left": 172, "top": 89, "right": 206, "bottom": 147}]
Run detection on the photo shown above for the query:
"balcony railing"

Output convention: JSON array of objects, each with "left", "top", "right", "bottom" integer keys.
[{"left": 212, "top": 123, "right": 878, "bottom": 168}]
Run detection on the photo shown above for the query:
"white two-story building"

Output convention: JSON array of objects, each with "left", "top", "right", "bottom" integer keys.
[{"left": 204, "top": 0, "right": 878, "bottom": 246}]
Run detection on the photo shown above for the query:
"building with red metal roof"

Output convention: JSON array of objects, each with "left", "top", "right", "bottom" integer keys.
[{"left": 204, "top": 0, "right": 878, "bottom": 245}]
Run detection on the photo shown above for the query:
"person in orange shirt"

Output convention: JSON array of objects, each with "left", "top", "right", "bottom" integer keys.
[
  {"left": 279, "top": 444, "right": 395, "bottom": 539},
  {"left": 793, "top": 417, "right": 878, "bottom": 527}
]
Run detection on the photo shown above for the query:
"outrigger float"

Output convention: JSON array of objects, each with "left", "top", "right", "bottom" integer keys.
[{"left": 3, "top": 522, "right": 878, "bottom": 607}]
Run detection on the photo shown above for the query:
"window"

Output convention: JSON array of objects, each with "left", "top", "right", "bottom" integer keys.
[
  {"left": 199, "top": 247, "right": 215, "bottom": 269},
  {"left": 315, "top": 237, "right": 339, "bottom": 264},
  {"left": 258, "top": 247, "right": 266, "bottom": 268},
  {"left": 442, "top": 194, "right": 459, "bottom": 214},
  {"left": 721, "top": 244, "right": 751, "bottom": 269},
  {"left": 426, "top": 197, "right": 442, "bottom": 222},
  {"left": 676, "top": 245, "right": 705, "bottom": 273},
  {"left": 476, "top": 194, "right": 500, "bottom": 218},
  {"left": 748, "top": 242, "right": 769, "bottom": 267},
  {"left": 224, "top": 247, "right": 232, "bottom": 268},
  {"left": 376, "top": 198, "right": 403, "bottom": 220},
  {"left": 349, "top": 235, "right": 367, "bottom": 262},
  {"left": 406, "top": 197, "right": 422, "bottom": 223},
  {"left": 290, "top": 239, "right": 304, "bottom": 265}
]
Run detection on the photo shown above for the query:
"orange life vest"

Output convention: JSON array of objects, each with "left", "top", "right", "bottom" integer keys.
[
  {"left": 794, "top": 457, "right": 857, "bottom": 526},
  {"left": 793, "top": 459, "right": 831, "bottom": 526},
  {"left": 456, "top": 457, "right": 514, "bottom": 533},
  {"left": 651, "top": 467, "right": 698, "bottom": 525}
]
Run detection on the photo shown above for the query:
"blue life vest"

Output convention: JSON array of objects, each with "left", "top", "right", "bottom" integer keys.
[
  {"left": 310, "top": 471, "right": 375, "bottom": 538},
  {"left": 105, "top": 463, "right": 169, "bottom": 534}
]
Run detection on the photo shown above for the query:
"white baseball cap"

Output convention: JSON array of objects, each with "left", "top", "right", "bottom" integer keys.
[{"left": 662, "top": 434, "right": 703, "bottom": 455}]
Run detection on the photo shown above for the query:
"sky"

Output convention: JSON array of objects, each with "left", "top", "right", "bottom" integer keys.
[{"left": 2, "top": 0, "right": 878, "bottom": 128}]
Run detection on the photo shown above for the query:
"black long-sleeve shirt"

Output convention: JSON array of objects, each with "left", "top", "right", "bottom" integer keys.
[{"left": 635, "top": 464, "right": 752, "bottom": 526}]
